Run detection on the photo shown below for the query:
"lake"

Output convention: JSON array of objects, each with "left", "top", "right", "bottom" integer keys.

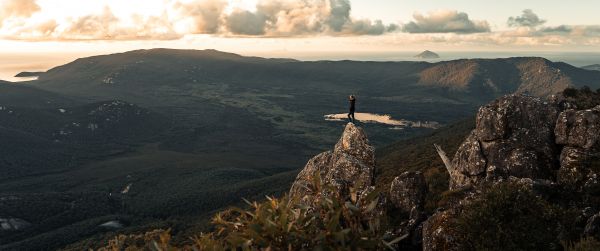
[{"left": 324, "top": 112, "right": 440, "bottom": 129}]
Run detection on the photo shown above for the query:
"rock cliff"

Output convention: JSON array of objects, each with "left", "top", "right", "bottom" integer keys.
[
  {"left": 440, "top": 94, "right": 599, "bottom": 193},
  {"left": 290, "top": 93, "right": 600, "bottom": 250},
  {"left": 425, "top": 94, "right": 600, "bottom": 250}
]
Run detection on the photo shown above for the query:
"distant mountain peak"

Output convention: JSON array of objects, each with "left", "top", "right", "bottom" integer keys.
[{"left": 415, "top": 50, "right": 440, "bottom": 59}]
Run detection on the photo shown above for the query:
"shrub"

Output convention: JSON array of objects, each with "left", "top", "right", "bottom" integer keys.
[
  {"left": 98, "top": 178, "right": 403, "bottom": 250},
  {"left": 453, "top": 182, "right": 567, "bottom": 251},
  {"left": 563, "top": 237, "right": 600, "bottom": 251},
  {"left": 564, "top": 87, "right": 579, "bottom": 98},
  {"left": 423, "top": 167, "right": 450, "bottom": 212},
  {"left": 562, "top": 87, "right": 600, "bottom": 109}
]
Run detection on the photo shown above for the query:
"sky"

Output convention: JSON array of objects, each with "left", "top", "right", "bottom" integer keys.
[{"left": 1, "top": 0, "right": 600, "bottom": 56}]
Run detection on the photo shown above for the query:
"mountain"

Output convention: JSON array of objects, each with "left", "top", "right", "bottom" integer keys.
[
  {"left": 15, "top": 71, "right": 44, "bottom": 77},
  {"left": 583, "top": 64, "right": 600, "bottom": 71},
  {"left": 415, "top": 50, "right": 440, "bottom": 59},
  {"left": 0, "top": 81, "right": 77, "bottom": 107},
  {"left": 3, "top": 49, "right": 600, "bottom": 249},
  {"left": 419, "top": 57, "right": 600, "bottom": 97},
  {"left": 32, "top": 49, "right": 600, "bottom": 104}
]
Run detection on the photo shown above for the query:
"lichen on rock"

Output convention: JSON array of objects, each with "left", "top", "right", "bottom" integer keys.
[{"left": 289, "top": 122, "right": 376, "bottom": 203}]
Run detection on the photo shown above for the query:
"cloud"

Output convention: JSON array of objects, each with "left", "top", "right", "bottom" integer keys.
[
  {"left": 173, "top": 0, "right": 227, "bottom": 34},
  {"left": 250, "top": 0, "right": 328, "bottom": 36},
  {"left": 0, "top": 0, "right": 398, "bottom": 40},
  {"left": 63, "top": 6, "right": 120, "bottom": 39},
  {"left": 220, "top": 0, "right": 396, "bottom": 36},
  {"left": 538, "top": 25, "right": 572, "bottom": 34},
  {"left": 346, "top": 19, "right": 392, "bottom": 35},
  {"left": 538, "top": 25, "right": 600, "bottom": 37},
  {"left": 4, "top": 7, "right": 181, "bottom": 41},
  {"left": 327, "top": 0, "right": 351, "bottom": 32},
  {"left": 403, "top": 10, "right": 490, "bottom": 34},
  {"left": 0, "top": 0, "right": 40, "bottom": 24},
  {"left": 507, "top": 9, "right": 546, "bottom": 27},
  {"left": 226, "top": 10, "right": 267, "bottom": 35}
]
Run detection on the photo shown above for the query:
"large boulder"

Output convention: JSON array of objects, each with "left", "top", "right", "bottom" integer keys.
[
  {"left": 555, "top": 106, "right": 600, "bottom": 149},
  {"left": 389, "top": 171, "right": 428, "bottom": 215},
  {"left": 289, "top": 123, "right": 375, "bottom": 202},
  {"left": 389, "top": 171, "right": 428, "bottom": 246},
  {"left": 448, "top": 132, "right": 487, "bottom": 189},
  {"left": 449, "top": 95, "right": 560, "bottom": 189},
  {"left": 288, "top": 151, "right": 333, "bottom": 202},
  {"left": 555, "top": 106, "right": 600, "bottom": 194}
]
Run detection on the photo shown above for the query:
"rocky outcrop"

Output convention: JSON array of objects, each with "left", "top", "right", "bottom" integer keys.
[
  {"left": 289, "top": 122, "right": 375, "bottom": 202},
  {"left": 290, "top": 96, "right": 600, "bottom": 251},
  {"left": 447, "top": 95, "right": 560, "bottom": 189},
  {"left": 290, "top": 123, "right": 431, "bottom": 247},
  {"left": 424, "top": 94, "right": 600, "bottom": 251},
  {"left": 555, "top": 106, "right": 600, "bottom": 194},
  {"left": 389, "top": 171, "right": 428, "bottom": 245},
  {"left": 444, "top": 95, "right": 600, "bottom": 193},
  {"left": 390, "top": 171, "right": 427, "bottom": 215}
]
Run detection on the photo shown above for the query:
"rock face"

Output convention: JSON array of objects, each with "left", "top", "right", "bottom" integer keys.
[
  {"left": 423, "top": 94, "right": 600, "bottom": 251},
  {"left": 447, "top": 95, "right": 560, "bottom": 189},
  {"left": 449, "top": 95, "right": 600, "bottom": 194},
  {"left": 390, "top": 171, "right": 427, "bottom": 215},
  {"left": 555, "top": 106, "right": 600, "bottom": 194},
  {"left": 290, "top": 123, "right": 430, "bottom": 246},
  {"left": 289, "top": 96, "right": 600, "bottom": 251},
  {"left": 389, "top": 171, "right": 428, "bottom": 245},
  {"left": 289, "top": 123, "right": 375, "bottom": 202},
  {"left": 445, "top": 95, "right": 600, "bottom": 193}
]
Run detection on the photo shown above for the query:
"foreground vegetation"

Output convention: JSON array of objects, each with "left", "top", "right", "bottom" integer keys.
[
  {"left": 93, "top": 179, "right": 599, "bottom": 250},
  {"left": 99, "top": 177, "right": 404, "bottom": 251}
]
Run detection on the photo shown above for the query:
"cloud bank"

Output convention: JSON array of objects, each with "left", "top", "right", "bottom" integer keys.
[
  {"left": 403, "top": 10, "right": 490, "bottom": 34},
  {"left": 0, "top": 0, "right": 40, "bottom": 22},
  {"left": 0, "top": 0, "right": 399, "bottom": 40},
  {"left": 0, "top": 1, "right": 598, "bottom": 49},
  {"left": 220, "top": 0, "right": 396, "bottom": 36}
]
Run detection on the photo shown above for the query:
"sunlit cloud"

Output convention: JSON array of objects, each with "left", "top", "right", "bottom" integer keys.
[
  {"left": 402, "top": 10, "right": 490, "bottom": 34},
  {"left": 0, "top": 0, "right": 598, "bottom": 50},
  {"left": 0, "top": 0, "right": 398, "bottom": 40},
  {"left": 0, "top": 0, "right": 40, "bottom": 22}
]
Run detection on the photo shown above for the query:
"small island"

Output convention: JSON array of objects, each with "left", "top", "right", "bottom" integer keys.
[
  {"left": 414, "top": 50, "right": 440, "bottom": 59},
  {"left": 15, "top": 71, "right": 45, "bottom": 78}
]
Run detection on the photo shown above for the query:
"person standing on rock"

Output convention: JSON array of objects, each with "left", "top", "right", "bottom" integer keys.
[{"left": 348, "top": 95, "right": 356, "bottom": 123}]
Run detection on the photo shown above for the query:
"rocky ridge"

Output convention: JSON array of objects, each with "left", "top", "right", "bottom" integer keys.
[{"left": 290, "top": 94, "right": 600, "bottom": 250}]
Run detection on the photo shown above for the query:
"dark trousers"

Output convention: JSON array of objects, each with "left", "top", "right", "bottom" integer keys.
[{"left": 348, "top": 110, "right": 355, "bottom": 122}]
